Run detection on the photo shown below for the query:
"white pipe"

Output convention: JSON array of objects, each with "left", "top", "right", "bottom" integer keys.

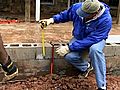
[
  {"left": 68, "top": 0, "right": 70, "bottom": 9},
  {"left": 36, "top": 0, "right": 40, "bottom": 21}
]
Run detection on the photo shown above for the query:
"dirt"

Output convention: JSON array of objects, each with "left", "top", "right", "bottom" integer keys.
[
  {"left": 0, "top": 74, "right": 119, "bottom": 90},
  {"left": 0, "top": 18, "right": 120, "bottom": 90},
  {"left": 0, "top": 21, "right": 120, "bottom": 44}
]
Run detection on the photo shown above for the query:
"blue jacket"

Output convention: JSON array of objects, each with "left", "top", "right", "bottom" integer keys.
[{"left": 52, "top": 2, "right": 112, "bottom": 51}]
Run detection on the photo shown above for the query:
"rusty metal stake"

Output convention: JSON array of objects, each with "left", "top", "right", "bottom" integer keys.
[{"left": 50, "top": 42, "right": 54, "bottom": 75}]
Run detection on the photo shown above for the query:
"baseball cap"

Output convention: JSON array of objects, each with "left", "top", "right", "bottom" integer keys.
[{"left": 76, "top": 0, "right": 101, "bottom": 17}]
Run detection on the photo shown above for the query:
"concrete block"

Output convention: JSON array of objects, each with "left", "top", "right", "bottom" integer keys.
[
  {"left": 114, "top": 43, "right": 120, "bottom": 56},
  {"left": 4, "top": 42, "right": 120, "bottom": 60},
  {"left": 51, "top": 43, "right": 67, "bottom": 59},
  {"left": 53, "top": 59, "right": 78, "bottom": 75},
  {"left": 16, "top": 59, "right": 50, "bottom": 76},
  {"left": 104, "top": 43, "right": 116, "bottom": 56},
  {"left": 1, "top": 42, "right": 120, "bottom": 77},
  {"left": 53, "top": 45, "right": 63, "bottom": 59},
  {"left": 6, "top": 48, "right": 36, "bottom": 60},
  {"left": 106, "top": 56, "right": 120, "bottom": 75},
  {"left": 5, "top": 43, "right": 52, "bottom": 60},
  {"left": 35, "top": 43, "right": 52, "bottom": 59},
  {"left": 0, "top": 59, "right": 50, "bottom": 81},
  {"left": 106, "top": 35, "right": 120, "bottom": 43}
]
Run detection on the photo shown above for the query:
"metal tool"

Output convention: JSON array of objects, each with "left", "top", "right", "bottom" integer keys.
[
  {"left": 40, "top": 21, "right": 47, "bottom": 58},
  {"left": 41, "top": 29, "right": 45, "bottom": 57},
  {"left": 50, "top": 42, "right": 55, "bottom": 75}
]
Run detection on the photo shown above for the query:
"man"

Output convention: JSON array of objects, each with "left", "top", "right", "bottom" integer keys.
[
  {"left": 40, "top": 0, "right": 112, "bottom": 90},
  {"left": 0, "top": 34, "right": 18, "bottom": 81}
]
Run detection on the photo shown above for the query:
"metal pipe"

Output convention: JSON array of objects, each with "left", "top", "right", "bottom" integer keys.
[
  {"left": 36, "top": 0, "right": 40, "bottom": 21},
  {"left": 50, "top": 42, "right": 54, "bottom": 75}
]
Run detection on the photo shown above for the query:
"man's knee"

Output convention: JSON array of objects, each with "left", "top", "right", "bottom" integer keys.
[
  {"left": 65, "top": 53, "right": 74, "bottom": 62},
  {"left": 65, "top": 52, "right": 80, "bottom": 62},
  {"left": 89, "top": 44, "right": 101, "bottom": 54}
]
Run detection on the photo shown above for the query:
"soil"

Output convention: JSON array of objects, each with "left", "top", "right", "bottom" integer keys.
[
  {"left": 0, "top": 74, "right": 120, "bottom": 90},
  {"left": 0, "top": 18, "right": 120, "bottom": 90},
  {"left": 0, "top": 21, "right": 120, "bottom": 44}
]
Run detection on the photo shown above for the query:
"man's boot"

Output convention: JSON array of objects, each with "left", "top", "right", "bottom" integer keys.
[
  {"left": 78, "top": 63, "right": 93, "bottom": 78},
  {"left": 1, "top": 56, "right": 18, "bottom": 81}
]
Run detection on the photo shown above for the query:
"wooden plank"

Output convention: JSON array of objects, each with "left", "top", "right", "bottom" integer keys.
[
  {"left": 116, "top": 0, "right": 120, "bottom": 24},
  {"left": 25, "top": 0, "right": 30, "bottom": 22}
]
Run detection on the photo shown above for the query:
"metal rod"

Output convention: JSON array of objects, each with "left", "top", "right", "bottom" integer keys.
[{"left": 50, "top": 42, "right": 54, "bottom": 75}]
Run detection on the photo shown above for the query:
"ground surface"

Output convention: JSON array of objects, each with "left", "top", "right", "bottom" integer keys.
[
  {"left": 0, "top": 18, "right": 120, "bottom": 90},
  {"left": 0, "top": 19, "right": 120, "bottom": 44},
  {"left": 0, "top": 74, "right": 120, "bottom": 90}
]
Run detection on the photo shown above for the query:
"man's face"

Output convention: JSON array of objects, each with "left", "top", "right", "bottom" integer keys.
[{"left": 84, "top": 13, "right": 97, "bottom": 20}]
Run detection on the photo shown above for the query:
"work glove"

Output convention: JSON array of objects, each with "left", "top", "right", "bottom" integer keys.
[
  {"left": 39, "top": 18, "right": 54, "bottom": 29},
  {"left": 56, "top": 45, "right": 70, "bottom": 56}
]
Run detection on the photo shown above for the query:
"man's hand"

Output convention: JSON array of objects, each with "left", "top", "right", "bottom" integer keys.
[
  {"left": 39, "top": 18, "right": 54, "bottom": 29},
  {"left": 56, "top": 45, "right": 70, "bottom": 56}
]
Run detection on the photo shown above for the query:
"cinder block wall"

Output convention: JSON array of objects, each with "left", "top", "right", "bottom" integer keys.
[{"left": 0, "top": 42, "right": 119, "bottom": 81}]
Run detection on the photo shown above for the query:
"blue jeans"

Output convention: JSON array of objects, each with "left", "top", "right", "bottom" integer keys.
[{"left": 64, "top": 38, "right": 106, "bottom": 89}]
